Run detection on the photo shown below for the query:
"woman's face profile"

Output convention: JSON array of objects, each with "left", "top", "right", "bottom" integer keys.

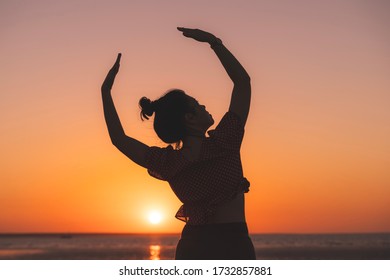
[{"left": 186, "top": 96, "right": 214, "bottom": 131}]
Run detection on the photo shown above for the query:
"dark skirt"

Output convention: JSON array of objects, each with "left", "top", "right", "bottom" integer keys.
[{"left": 175, "top": 222, "right": 256, "bottom": 260}]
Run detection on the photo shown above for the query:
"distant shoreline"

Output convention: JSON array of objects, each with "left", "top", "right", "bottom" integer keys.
[{"left": 1, "top": 232, "right": 389, "bottom": 236}]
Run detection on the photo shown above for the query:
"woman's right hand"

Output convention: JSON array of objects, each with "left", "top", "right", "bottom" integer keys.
[
  {"left": 102, "top": 53, "right": 122, "bottom": 91},
  {"left": 177, "top": 27, "right": 217, "bottom": 44}
]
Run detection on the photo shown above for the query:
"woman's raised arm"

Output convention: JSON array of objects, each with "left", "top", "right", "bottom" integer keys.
[
  {"left": 177, "top": 27, "right": 251, "bottom": 125},
  {"left": 101, "top": 53, "right": 149, "bottom": 168}
]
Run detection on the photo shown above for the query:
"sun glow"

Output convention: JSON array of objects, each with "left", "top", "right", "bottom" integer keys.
[{"left": 148, "top": 211, "right": 163, "bottom": 224}]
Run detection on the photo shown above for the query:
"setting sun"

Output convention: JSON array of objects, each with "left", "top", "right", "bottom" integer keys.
[{"left": 148, "top": 211, "right": 163, "bottom": 225}]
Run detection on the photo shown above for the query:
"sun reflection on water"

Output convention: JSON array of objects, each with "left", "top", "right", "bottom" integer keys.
[{"left": 149, "top": 245, "right": 161, "bottom": 260}]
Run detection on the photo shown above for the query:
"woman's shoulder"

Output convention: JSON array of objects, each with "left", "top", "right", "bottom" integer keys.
[
  {"left": 206, "top": 111, "right": 245, "bottom": 150},
  {"left": 146, "top": 144, "right": 179, "bottom": 160},
  {"left": 145, "top": 145, "right": 187, "bottom": 180}
]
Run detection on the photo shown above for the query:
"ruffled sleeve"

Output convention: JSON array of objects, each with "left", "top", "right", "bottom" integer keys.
[
  {"left": 145, "top": 146, "right": 175, "bottom": 181},
  {"left": 208, "top": 111, "right": 245, "bottom": 151}
]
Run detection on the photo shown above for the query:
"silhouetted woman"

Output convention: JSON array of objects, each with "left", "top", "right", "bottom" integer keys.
[{"left": 101, "top": 27, "right": 255, "bottom": 259}]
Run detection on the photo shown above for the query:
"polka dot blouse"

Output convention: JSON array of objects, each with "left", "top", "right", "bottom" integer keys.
[{"left": 145, "top": 111, "right": 250, "bottom": 225}]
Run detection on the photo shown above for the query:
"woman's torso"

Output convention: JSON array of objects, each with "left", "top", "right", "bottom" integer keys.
[
  {"left": 146, "top": 111, "right": 249, "bottom": 225},
  {"left": 181, "top": 146, "right": 246, "bottom": 224},
  {"left": 209, "top": 192, "right": 246, "bottom": 223}
]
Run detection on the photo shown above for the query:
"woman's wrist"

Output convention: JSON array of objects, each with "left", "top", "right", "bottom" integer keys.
[{"left": 209, "top": 37, "right": 223, "bottom": 49}]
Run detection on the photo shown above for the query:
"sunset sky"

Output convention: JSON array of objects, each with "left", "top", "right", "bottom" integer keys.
[{"left": 1, "top": 0, "right": 389, "bottom": 234}]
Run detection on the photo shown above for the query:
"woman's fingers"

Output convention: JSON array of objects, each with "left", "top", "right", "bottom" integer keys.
[
  {"left": 177, "top": 27, "right": 189, "bottom": 37},
  {"left": 108, "top": 54, "right": 121, "bottom": 75},
  {"left": 177, "top": 27, "right": 196, "bottom": 36},
  {"left": 177, "top": 27, "right": 190, "bottom": 32},
  {"left": 115, "top": 53, "right": 121, "bottom": 65}
]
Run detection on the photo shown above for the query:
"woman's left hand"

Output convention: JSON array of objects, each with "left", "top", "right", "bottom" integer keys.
[
  {"left": 102, "top": 53, "right": 121, "bottom": 91},
  {"left": 177, "top": 27, "right": 216, "bottom": 43}
]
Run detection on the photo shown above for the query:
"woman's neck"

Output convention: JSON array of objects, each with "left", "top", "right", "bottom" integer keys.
[{"left": 182, "top": 133, "right": 205, "bottom": 150}]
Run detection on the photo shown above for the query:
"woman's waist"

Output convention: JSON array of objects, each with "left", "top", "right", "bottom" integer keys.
[
  {"left": 209, "top": 193, "right": 245, "bottom": 224},
  {"left": 181, "top": 221, "right": 249, "bottom": 240}
]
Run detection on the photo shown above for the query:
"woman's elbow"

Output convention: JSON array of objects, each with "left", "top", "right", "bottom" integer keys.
[
  {"left": 110, "top": 134, "right": 125, "bottom": 148},
  {"left": 243, "top": 73, "right": 251, "bottom": 82},
  {"left": 234, "top": 74, "right": 251, "bottom": 85}
]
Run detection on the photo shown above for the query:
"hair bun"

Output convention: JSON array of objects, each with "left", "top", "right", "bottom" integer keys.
[{"left": 139, "top": 97, "right": 155, "bottom": 120}]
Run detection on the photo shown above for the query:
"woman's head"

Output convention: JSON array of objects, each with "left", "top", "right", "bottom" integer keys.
[{"left": 139, "top": 89, "right": 214, "bottom": 147}]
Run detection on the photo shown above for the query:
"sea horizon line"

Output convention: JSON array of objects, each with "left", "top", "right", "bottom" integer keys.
[{"left": 1, "top": 231, "right": 389, "bottom": 236}]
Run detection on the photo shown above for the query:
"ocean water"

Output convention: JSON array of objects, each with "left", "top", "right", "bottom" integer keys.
[{"left": 0, "top": 233, "right": 389, "bottom": 260}]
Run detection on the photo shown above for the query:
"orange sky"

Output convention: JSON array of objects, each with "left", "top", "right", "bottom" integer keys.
[{"left": 1, "top": 0, "right": 389, "bottom": 234}]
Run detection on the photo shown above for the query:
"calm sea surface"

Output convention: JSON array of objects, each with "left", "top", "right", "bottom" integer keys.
[{"left": 0, "top": 233, "right": 389, "bottom": 260}]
